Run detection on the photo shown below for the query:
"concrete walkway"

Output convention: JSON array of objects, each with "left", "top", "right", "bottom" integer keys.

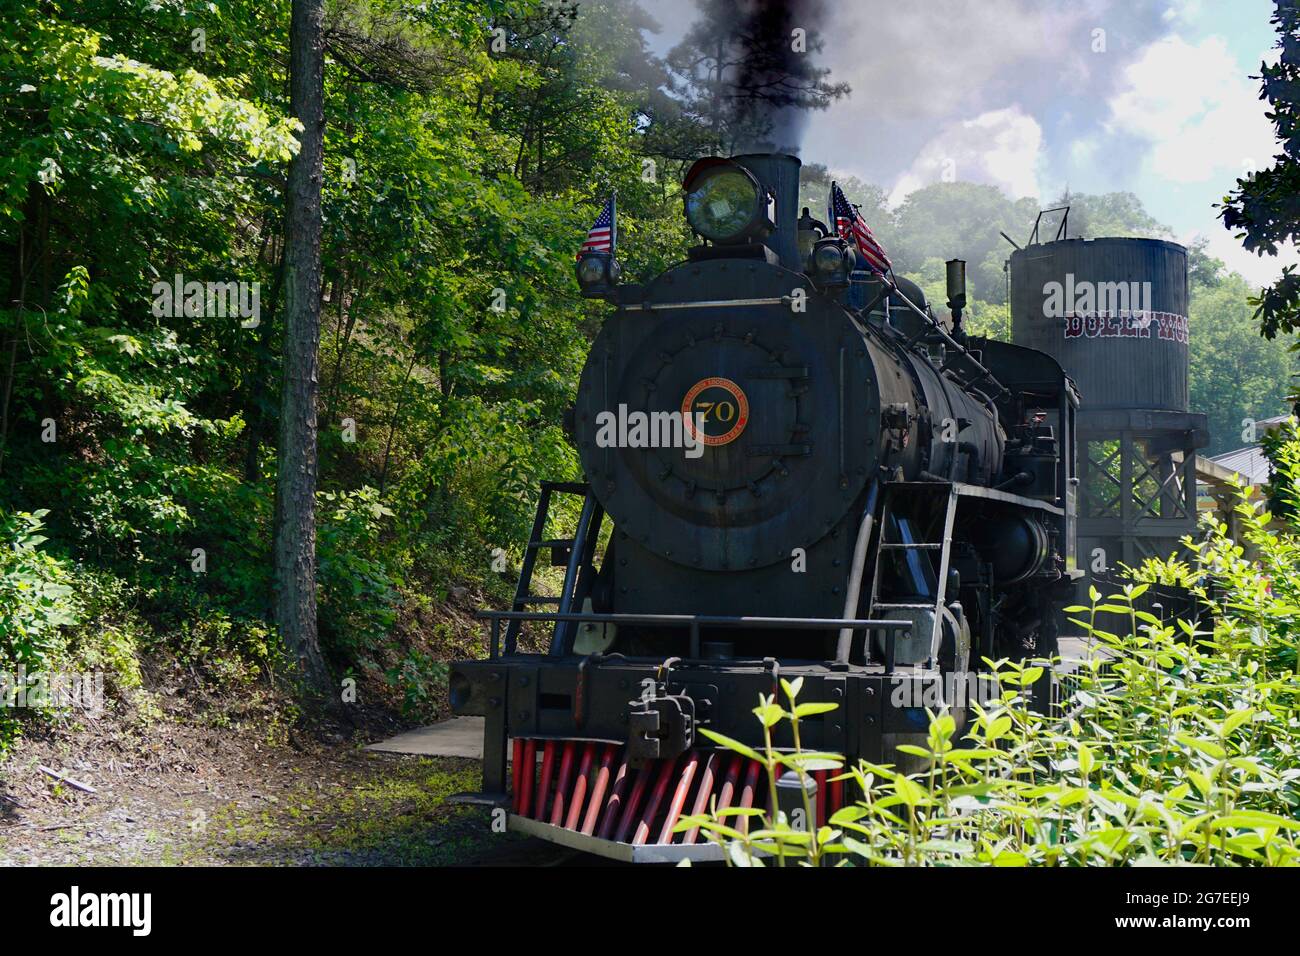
[{"left": 366, "top": 716, "right": 487, "bottom": 759}]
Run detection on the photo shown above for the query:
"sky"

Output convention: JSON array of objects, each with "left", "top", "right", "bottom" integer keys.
[{"left": 637, "top": 0, "right": 1295, "bottom": 286}]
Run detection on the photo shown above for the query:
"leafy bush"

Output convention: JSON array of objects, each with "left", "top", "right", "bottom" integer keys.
[
  {"left": 0, "top": 510, "right": 79, "bottom": 669},
  {"left": 1125, "top": 555, "right": 1200, "bottom": 589},
  {"left": 684, "top": 425, "right": 1300, "bottom": 867},
  {"left": 385, "top": 646, "right": 450, "bottom": 722},
  {"left": 60, "top": 569, "right": 146, "bottom": 698},
  {"left": 317, "top": 487, "right": 400, "bottom": 665},
  {"left": 0, "top": 510, "right": 82, "bottom": 750},
  {"left": 173, "top": 608, "right": 281, "bottom": 692}
]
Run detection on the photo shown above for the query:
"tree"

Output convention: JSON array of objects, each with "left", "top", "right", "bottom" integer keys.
[
  {"left": 797, "top": 164, "right": 891, "bottom": 234},
  {"left": 1189, "top": 271, "right": 1298, "bottom": 454},
  {"left": 276, "top": 0, "right": 332, "bottom": 702},
  {"left": 891, "top": 182, "right": 1038, "bottom": 304},
  {"left": 1220, "top": 0, "right": 1300, "bottom": 339},
  {"left": 1050, "top": 189, "right": 1165, "bottom": 242}
]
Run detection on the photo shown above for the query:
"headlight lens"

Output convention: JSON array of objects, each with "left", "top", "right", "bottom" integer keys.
[
  {"left": 576, "top": 254, "right": 608, "bottom": 286},
  {"left": 575, "top": 252, "right": 622, "bottom": 298},
  {"left": 685, "top": 167, "right": 763, "bottom": 242},
  {"left": 813, "top": 240, "right": 851, "bottom": 276}
]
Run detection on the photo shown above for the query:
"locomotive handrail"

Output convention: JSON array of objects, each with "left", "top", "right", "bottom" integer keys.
[
  {"left": 477, "top": 608, "right": 910, "bottom": 665},
  {"left": 886, "top": 283, "right": 1010, "bottom": 399},
  {"left": 620, "top": 296, "right": 792, "bottom": 311}
]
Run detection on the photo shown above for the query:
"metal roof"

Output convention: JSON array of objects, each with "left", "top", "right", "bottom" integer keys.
[{"left": 1210, "top": 445, "right": 1273, "bottom": 486}]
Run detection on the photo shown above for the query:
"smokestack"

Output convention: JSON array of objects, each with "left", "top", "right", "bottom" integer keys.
[{"left": 732, "top": 152, "right": 802, "bottom": 271}]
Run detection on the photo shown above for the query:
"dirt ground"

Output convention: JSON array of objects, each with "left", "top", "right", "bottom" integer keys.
[
  {"left": 0, "top": 707, "right": 532, "bottom": 866},
  {"left": 0, "top": 585, "right": 588, "bottom": 867}
]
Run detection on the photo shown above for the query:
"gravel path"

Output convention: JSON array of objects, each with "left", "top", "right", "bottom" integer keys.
[{"left": 0, "top": 712, "right": 512, "bottom": 866}]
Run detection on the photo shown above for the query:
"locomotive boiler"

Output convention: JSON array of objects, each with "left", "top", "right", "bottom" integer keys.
[{"left": 448, "top": 152, "right": 1081, "bottom": 861}]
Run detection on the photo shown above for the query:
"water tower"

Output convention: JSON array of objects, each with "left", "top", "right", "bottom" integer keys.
[{"left": 1008, "top": 228, "right": 1208, "bottom": 582}]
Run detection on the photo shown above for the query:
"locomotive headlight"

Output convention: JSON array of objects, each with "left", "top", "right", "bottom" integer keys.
[
  {"left": 575, "top": 251, "right": 621, "bottom": 299},
  {"left": 811, "top": 236, "right": 853, "bottom": 286},
  {"left": 683, "top": 161, "right": 771, "bottom": 243}
]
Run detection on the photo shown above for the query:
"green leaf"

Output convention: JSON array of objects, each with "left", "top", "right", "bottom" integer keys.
[
  {"left": 753, "top": 702, "right": 785, "bottom": 728},
  {"left": 893, "top": 776, "right": 928, "bottom": 807},
  {"left": 780, "top": 676, "right": 804, "bottom": 702},
  {"left": 984, "top": 715, "right": 1012, "bottom": 741},
  {"left": 1078, "top": 743, "right": 1095, "bottom": 776},
  {"left": 793, "top": 701, "right": 838, "bottom": 718},
  {"left": 829, "top": 805, "right": 868, "bottom": 824},
  {"left": 1221, "top": 708, "right": 1254, "bottom": 736},
  {"left": 697, "top": 728, "right": 764, "bottom": 764},
  {"left": 1175, "top": 733, "right": 1226, "bottom": 760}
]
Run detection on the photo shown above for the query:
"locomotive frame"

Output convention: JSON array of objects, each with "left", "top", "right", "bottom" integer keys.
[{"left": 448, "top": 152, "right": 1082, "bottom": 862}]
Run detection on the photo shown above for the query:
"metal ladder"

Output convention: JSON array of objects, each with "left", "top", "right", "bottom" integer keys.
[
  {"left": 505, "top": 481, "right": 604, "bottom": 656},
  {"left": 865, "top": 484, "right": 959, "bottom": 666}
]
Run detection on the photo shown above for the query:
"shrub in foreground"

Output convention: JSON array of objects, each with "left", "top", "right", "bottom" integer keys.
[{"left": 681, "top": 424, "right": 1300, "bottom": 867}]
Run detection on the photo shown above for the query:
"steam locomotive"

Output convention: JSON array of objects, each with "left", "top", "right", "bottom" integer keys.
[{"left": 448, "top": 152, "right": 1081, "bottom": 862}]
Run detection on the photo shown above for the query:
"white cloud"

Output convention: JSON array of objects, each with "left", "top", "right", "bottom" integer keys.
[
  {"left": 889, "top": 107, "right": 1045, "bottom": 205},
  {"left": 1162, "top": 0, "right": 1204, "bottom": 24},
  {"left": 820, "top": 0, "right": 1112, "bottom": 121},
  {"left": 1184, "top": 224, "right": 1300, "bottom": 289},
  {"left": 1069, "top": 135, "right": 1100, "bottom": 166},
  {"left": 1106, "top": 35, "right": 1277, "bottom": 184}
]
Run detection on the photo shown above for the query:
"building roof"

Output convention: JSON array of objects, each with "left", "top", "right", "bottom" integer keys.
[
  {"left": 1201, "top": 415, "right": 1295, "bottom": 488},
  {"left": 1210, "top": 445, "right": 1273, "bottom": 486}
]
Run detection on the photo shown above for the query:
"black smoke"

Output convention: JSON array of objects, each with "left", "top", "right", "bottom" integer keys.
[{"left": 666, "top": 0, "right": 850, "bottom": 155}]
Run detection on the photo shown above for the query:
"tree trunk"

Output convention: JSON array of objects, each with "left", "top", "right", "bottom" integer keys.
[{"left": 275, "top": 0, "right": 333, "bottom": 705}]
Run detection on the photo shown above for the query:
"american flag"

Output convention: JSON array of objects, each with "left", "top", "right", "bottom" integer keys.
[
  {"left": 577, "top": 195, "right": 616, "bottom": 259},
  {"left": 828, "top": 182, "right": 892, "bottom": 276}
]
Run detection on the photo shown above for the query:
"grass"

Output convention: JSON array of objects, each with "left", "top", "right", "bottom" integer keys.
[{"left": 197, "top": 755, "right": 514, "bottom": 866}]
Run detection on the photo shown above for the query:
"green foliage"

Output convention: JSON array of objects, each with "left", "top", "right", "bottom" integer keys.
[
  {"left": 173, "top": 608, "right": 281, "bottom": 693},
  {"left": 893, "top": 182, "right": 1038, "bottom": 304},
  {"left": 1189, "top": 271, "right": 1298, "bottom": 454},
  {"left": 1220, "top": 0, "right": 1300, "bottom": 339},
  {"left": 59, "top": 569, "right": 146, "bottom": 697},
  {"left": 1124, "top": 555, "right": 1199, "bottom": 589},
  {"left": 317, "top": 487, "right": 399, "bottom": 663},
  {"left": 0, "top": 509, "right": 81, "bottom": 750},
  {"left": 0, "top": 510, "right": 79, "bottom": 670},
  {"left": 385, "top": 646, "right": 450, "bottom": 722},
  {"left": 0, "top": 0, "right": 683, "bottom": 713},
  {"left": 1055, "top": 189, "right": 1167, "bottom": 242},
  {"left": 686, "top": 430, "right": 1300, "bottom": 866}
]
